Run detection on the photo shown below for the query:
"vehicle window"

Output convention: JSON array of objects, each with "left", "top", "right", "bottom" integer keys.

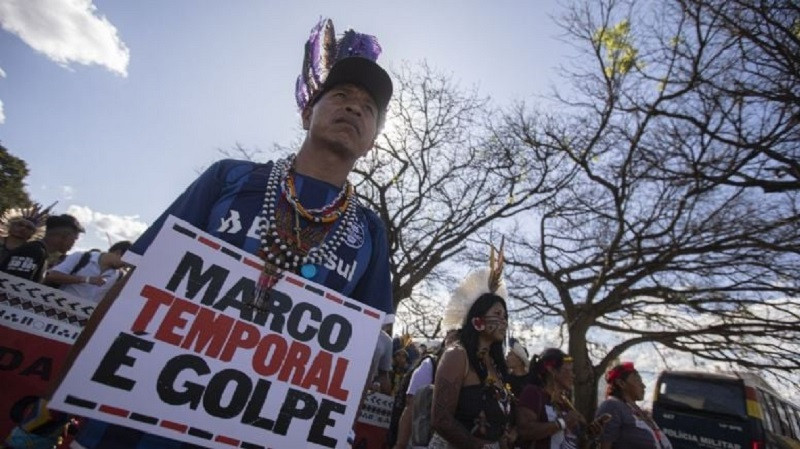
[
  {"left": 762, "top": 394, "right": 785, "bottom": 435},
  {"left": 792, "top": 406, "right": 800, "bottom": 440},
  {"left": 658, "top": 375, "right": 747, "bottom": 417},
  {"left": 758, "top": 389, "right": 775, "bottom": 432},
  {"left": 768, "top": 394, "right": 793, "bottom": 437},
  {"left": 781, "top": 401, "right": 800, "bottom": 439}
]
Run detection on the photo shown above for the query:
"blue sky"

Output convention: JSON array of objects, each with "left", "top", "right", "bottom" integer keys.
[
  {"left": 0, "top": 0, "right": 566, "bottom": 251},
  {"left": 6, "top": 1, "right": 798, "bottom": 404}
]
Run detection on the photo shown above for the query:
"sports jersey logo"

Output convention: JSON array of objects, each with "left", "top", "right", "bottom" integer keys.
[
  {"left": 217, "top": 210, "right": 243, "bottom": 234},
  {"left": 344, "top": 220, "right": 365, "bottom": 249},
  {"left": 7, "top": 256, "right": 38, "bottom": 273},
  {"left": 323, "top": 256, "right": 357, "bottom": 282},
  {"left": 218, "top": 209, "right": 359, "bottom": 282}
]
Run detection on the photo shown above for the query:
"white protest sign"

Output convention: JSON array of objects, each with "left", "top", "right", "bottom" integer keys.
[
  {"left": 357, "top": 392, "right": 393, "bottom": 429},
  {"left": 0, "top": 271, "right": 94, "bottom": 343},
  {"left": 50, "top": 216, "right": 385, "bottom": 449}
]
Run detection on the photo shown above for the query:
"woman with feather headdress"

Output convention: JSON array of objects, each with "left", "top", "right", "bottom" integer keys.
[{"left": 428, "top": 244, "right": 516, "bottom": 449}]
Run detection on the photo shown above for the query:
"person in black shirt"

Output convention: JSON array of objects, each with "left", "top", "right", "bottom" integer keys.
[
  {"left": 0, "top": 203, "right": 52, "bottom": 263},
  {"left": 0, "top": 214, "right": 84, "bottom": 282}
]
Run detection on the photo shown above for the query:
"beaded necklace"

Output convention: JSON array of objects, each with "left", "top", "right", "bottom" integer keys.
[
  {"left": 477, "top": 356, "right": 513, "bottom": 421},
  {"left": 249, "top": 155, "right": 360, "bottom": 309}
]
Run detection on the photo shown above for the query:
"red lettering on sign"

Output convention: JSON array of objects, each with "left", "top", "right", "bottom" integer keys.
[
  {"left": 132, "top": 285, "right": 175, "bottom": 333},
  {"left": 180, "top": 307, "right": 235, "bottom": 359},
  {"left": 327, "top": 357, "right": 350, "bottom": 402},
  {"left": 155, "top": 298, "right": 199, "bottom": 345},
  {"left": 277, "top": 341, "right": 311, "bottom": 385},
  {"left": 301, "top": 350, "right": 333, "bottom": 397},
  {"left": 252, "top": 333, "right": 287, "bottom": 377},
  {"left": 219, "top": 321, "right": 260, "bottom": 362}
]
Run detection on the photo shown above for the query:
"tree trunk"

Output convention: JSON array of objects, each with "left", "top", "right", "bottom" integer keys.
[{"left": 569, "top": 324, "right": 599, "bottom": 420}]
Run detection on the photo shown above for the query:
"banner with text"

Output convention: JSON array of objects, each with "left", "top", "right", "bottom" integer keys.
[
  {"left": 50, "top": 216, "right": 385, "bottom": 449},
  {"left": 0, "top": 272, "right": 94, "bottom": 439},
  {"left": 353, "top": 392, "right": 393, "bottom": 449}
]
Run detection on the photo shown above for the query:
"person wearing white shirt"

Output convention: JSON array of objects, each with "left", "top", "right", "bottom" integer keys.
[{"left": 45, "top": 241, "right": 131, "bottom": 303}]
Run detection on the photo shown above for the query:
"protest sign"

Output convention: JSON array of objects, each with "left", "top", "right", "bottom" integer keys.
[
  {"left": 353, "top": 392, "right": 393, "bottom": 449},
  {"left": 0, "top": 272, "right": 93, "bottom": 439},
  {"left": 50, "top": 216, "right": 385, "bottom": 449}
]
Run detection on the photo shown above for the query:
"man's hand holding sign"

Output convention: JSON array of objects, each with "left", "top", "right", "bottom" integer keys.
[{"left": 50, "top": 216, "right": 384, "bottom": 449}]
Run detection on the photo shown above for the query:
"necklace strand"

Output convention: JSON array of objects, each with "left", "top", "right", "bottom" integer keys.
[
  {"left": 257, "top": 155, "right": 359, "bottom": 271},
  {"left": 250, "top": 156, "right": 359, "bottom": 309}
]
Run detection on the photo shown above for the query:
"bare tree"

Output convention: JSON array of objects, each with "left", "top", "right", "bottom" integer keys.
[
  {"left": 502, "top": 0, "right": 800, "bottom": 417},
  {"left": 665, "top": 0, "right": 800, "bottom": 192},
  {"left": 394, "top": 287, "right": 445, "bottom": 340},
  {"left": 353, "top": 62, "right": 575, "bottom": 312},
  {"left": 216, "top": 62, "right": 573, "bottom": 323}
]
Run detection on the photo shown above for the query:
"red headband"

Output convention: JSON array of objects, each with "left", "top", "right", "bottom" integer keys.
[{"left": 606, "top": 362, "right": 636, "bottom": 383}]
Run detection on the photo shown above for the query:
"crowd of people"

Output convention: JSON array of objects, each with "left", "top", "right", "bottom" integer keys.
[
  {"left": 371, "top": 249, "right": 672, "bottom": 449},
  {"left": 0, "top": 16, "right": 672, "bottom": 449}
]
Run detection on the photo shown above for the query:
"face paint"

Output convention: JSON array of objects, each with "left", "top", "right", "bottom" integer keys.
[
  {"left": 471, "top": 317, "right": 486, "bottom": 331},
  {"left": 483, "top": 316, "right": 506, "bottom": 332}
]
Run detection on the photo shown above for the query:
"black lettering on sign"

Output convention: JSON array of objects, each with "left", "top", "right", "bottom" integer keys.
[
  {"left": 157, "top": 354, "right": 210, "bottom": 410},
  {"left": 318, "top": 314, "right": 352, "bottom": 353},
  {"left": 273, "top": 388, "right": 318, "bottom": 436},
  {"left": 287, "top": 302, "right": 321, "bottom": 342},
  {"left": 91, "top": 332, "right": 154, "bottom": 391},
  {"left": 165, "top": 252, "right": 229, "bottom": 306},
  {"left": 0, "top": 346, "right": 53, "bottom": 380},
  {"left": 241, "top": 378, "right": 274, "bottom": 431},
  {"left": 259, "top": 289, "right": 293, "bottom": 334},
  {"left": 213, "top": 276, "right": 258, "bottom": 323},
  {"left": 0, "top": 346, "right": 23, "bottom": 371},
  {"left": 154, "top": 354, "right": 345, "bottom": 446},
  {"left": 203, "top": 368, "right": 252, "bottom": 419},
  {"left": 20, "top": 357, "right": 53, "bottom": 381},
  {"left": 309, "top": 398, "right": 346, "bottom": 448}
]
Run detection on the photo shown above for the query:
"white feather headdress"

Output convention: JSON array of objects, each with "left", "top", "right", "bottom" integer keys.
[
  {"left": 508, "top": 338, "right": 529, "bottom": 366},
  {"left": 0, "top": 202, "right": 55, "bottom": 240},
  {"left": 441, "top": 242, "right": 507, "bottom": 332}
]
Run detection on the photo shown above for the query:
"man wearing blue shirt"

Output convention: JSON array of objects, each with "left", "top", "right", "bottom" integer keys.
[{"left": 51, "top": 19, "right": 394, "bottom": 449}]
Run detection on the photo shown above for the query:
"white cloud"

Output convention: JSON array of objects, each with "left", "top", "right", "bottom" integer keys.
[
  {"left": 0, "top": 65, "right": 6, "bottom": 77},
  {"left": 0, "top": 0, "right": 129, "bottom": 76},
  {"left": 66, "top": 204, "right": 148, "bottom": 246},
  {"left": 60, "top": 185, "right": 75, "bottom": 200}
]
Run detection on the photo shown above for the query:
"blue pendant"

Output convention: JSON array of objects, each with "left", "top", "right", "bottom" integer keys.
[{"left": 301, "top": 264, "right": 317, "bottom": 279}]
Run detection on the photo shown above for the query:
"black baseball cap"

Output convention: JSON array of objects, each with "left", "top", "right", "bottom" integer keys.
[
  {"left": 45, "top": 214, "right": 84, "bottom": 233},
  {"left": 321, "top": 57, "right": 393, "bottom": 114}
]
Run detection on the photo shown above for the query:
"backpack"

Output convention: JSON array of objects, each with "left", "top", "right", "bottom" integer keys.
[
  {"left": 44, "top": 249, "right": 100, "bottom": 288},
  {"left": 69, "top": 250, "right": 99, "bottom": 275},
  {"left": 386, "top": 354, "right": 438, "bottom": 448},
  {"left": 410, "top": 382, "right": 436, "bottom": 446}
]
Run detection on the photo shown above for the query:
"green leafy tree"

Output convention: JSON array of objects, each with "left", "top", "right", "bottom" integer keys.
[{"left": 0, "top": 143, "right": 32, "bottom": 214}]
